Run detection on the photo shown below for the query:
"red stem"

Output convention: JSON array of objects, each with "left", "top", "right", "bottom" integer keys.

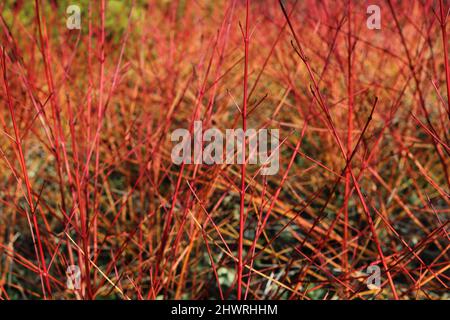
[
  {"left": 237, "top": 0, "right": 250, "bottom": 300},
  {"left": 343, "top": 0, "right": 353, "bottom": 292}
]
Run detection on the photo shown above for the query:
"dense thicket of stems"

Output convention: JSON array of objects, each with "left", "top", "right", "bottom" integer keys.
[{"left": 0, "top": 0, "right": 447, "bottom": 300}]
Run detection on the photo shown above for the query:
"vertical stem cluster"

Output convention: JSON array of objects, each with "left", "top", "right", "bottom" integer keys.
[{"left": 1, "top": 50, "right": 52, "bottom": 298}]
